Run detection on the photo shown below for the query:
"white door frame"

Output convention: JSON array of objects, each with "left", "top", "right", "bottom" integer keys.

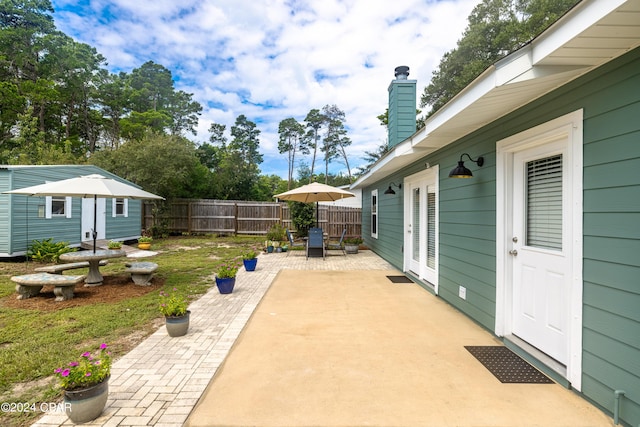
[
  {"left": 403, "top": 166, "right": 439, "bottom": 292},
  {"left": 496, "top": 110, "right": 583, "bottom": 390},
  {"left": 81, "top": 198, "right": 106, "bottom": 242}
]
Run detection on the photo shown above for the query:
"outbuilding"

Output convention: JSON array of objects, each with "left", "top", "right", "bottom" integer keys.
[{"left": 0, "top": 165, "right": 144, "bottom": 257}]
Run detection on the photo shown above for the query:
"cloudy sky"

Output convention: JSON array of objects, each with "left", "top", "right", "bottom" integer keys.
[{"left": 50, "top": 0, "right": 479, "bottom": 178}]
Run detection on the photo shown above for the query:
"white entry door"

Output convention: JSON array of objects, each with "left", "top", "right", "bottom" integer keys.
[
  {"left": 81, "top": 197, "right": 106, "bottom": 242},
  {"left": 497, "top": 110, "right": 583, "bottom": 389},
  {"left": 511, "top": 141, "right": 570, "bottom": 364},
  {"left": 404, "top": 167, "right": 438, "bottom": 289}
]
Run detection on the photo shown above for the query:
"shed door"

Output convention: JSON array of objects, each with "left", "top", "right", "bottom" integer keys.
[
  {"left": 511, "top": 141, "right": 570, "bottom": 364},
  {"left": 81, "top": 198, "right": 106, "bottom": 242}
]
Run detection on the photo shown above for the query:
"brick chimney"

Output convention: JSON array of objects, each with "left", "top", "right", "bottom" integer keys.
[{"left": 388, "top": 65, "right": 417, "bottom": 148}]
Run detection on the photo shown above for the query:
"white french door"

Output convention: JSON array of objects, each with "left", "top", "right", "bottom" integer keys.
[{"left": 404, "top": 167, "right": 438, "bottom": 290}]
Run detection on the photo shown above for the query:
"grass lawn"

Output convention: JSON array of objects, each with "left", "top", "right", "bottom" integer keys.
[{"left": 0, "top": 235, "right": 263, "bottom": 427}]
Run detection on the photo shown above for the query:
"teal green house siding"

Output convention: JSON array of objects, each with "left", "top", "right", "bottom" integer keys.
[
  {"left": 388, "top": 80, "right": 417, "bottom": 148},
  {"left": 0, "top": 165, "right": 144, "bottom": 256},
  {"left": 361, "top": 46, "right": 640, "bottom": 426}
]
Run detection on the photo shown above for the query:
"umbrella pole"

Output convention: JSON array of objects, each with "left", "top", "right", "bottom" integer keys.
[{"left": 92, "top": 195, "right": 97, "bottom": 253}]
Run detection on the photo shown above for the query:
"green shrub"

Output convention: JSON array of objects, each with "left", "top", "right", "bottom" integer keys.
[
  {"left": 27, "top": 238, "right": 76, "bottom": 263},
  {"left": 289, "top": 201, "right": 315, "bottom": 237},
  {"left": 266, "top": 223, "right": 286, "bottom": 242}
]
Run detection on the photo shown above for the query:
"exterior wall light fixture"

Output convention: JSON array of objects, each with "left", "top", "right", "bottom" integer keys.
[
  {"left": 384, "top": 182, "right": 402, "bottom": 195},
  {"left": 449, "top": 153, "right": 484, "bottom": 178}
]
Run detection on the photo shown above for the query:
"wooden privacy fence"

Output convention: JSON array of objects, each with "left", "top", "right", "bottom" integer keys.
[{"left": 143, "top": 199, "right": 361, "bottom": 239}]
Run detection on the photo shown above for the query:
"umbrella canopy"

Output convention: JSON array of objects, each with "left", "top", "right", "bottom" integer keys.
[
  {"left": 5, "top": 174, "right": 164, "bottom": 252},
  {"left": 274, "top": 182, "right": 355, "bottom": 203},
  {"left": 274, "top": 182, "right": 355, "bottom": 227},
  {"left": 5, "top": 174, "right": 163, "bottom": 199}
]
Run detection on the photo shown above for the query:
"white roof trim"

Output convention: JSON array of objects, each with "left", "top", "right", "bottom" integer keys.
[{"left": 353, "top": 0, "right": 640, "bottom": 189}]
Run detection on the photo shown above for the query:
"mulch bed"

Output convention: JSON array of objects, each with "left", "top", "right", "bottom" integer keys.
[{"left": 2, "top": 274, "right": 164, "bottom": 311}]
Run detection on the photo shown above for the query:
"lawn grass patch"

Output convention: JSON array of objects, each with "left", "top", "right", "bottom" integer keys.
[{"left": 0, "top": 234, "right": 262, "bottom": 427}]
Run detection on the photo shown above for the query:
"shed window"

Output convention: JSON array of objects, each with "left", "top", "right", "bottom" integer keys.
[
  {"left": 46, "top": 196, "right": 72, "bottom": 219},
  {"left": 112, "top": 198, "right": 128, "bottom": 217},
  {"left": 52, "top": 198, "right": 65, "bottom": 215}
]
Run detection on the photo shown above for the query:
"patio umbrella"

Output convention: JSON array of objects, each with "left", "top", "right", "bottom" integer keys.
[
  {"left": 274, "top": 182, "right": 355, "bottom": 227},
  {"left": 4, "top": 174, "right": 164, "bottom": 252}
]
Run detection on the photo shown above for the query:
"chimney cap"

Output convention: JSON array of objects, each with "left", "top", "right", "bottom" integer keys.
[{"left": 394, "top": 66, "right": 410, "bottom": 79}]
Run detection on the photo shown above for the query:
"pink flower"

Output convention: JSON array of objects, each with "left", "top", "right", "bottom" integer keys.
[
  {"left": 61, "top": 369, "right": 70, "bottom": 377},
  {"left": 85, "top": 372, "right": 92, "bottom": 377},
  {"left": 69, "top": 361, "right": 79, "bottom": 367},
  {"left": 82, "top": 352, "right": 91, "bottom": 358},
  {"left": 100, "top": 343, "right": 107, "bottom": 350}
]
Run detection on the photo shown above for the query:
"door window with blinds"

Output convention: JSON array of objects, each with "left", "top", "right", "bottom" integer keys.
[
  {"left": 371, "top": 189, "right": 378, "bottom": 239},
  {"left": 426, "top": 188, "right": 436, "bottom": 269},
  {"left": 526, "top": 154, "right": 562, "bottom": 250}
]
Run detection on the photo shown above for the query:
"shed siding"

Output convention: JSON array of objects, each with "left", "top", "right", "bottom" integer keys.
[
  {"left": 0, "top": 174, "right": 10, "bottom": 252},
  {"left": 105, "top": 199, "right": 142, "bottom": 240},
  {"left": 363, "top": 47, "right": 640, "bottom": 425},
  {"left": 0, "top": 165, "right": 144, "bottom": 256}
]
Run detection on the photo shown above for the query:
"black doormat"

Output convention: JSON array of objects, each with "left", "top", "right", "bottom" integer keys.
[
  {"left": 465, "top": 346, "right": 553, "bottom": 384},
  {"left": 386, "top": 275, "right": 413, "bottom": 283}
]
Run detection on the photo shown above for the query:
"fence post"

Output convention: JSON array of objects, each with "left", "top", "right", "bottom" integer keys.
[{"left": 234, "top": 203, "right": 239, "bottom": 236}]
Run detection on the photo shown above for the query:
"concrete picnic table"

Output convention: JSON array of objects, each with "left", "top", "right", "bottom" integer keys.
[{"left": 59, "top": 249, "right": 126, "bottom": 286}]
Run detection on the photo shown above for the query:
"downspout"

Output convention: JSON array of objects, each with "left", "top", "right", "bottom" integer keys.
[{"left": 613, "top": 390, "right": 625, "bottom": 425}]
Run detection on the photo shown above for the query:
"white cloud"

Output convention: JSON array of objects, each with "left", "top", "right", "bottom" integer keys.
[{"left": 51, "top": 0, "right": 478, "bottom": 178}]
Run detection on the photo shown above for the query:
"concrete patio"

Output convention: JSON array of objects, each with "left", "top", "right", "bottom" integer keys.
[{"left": 32, "top": 249, "right": 612, "bottom": 427}]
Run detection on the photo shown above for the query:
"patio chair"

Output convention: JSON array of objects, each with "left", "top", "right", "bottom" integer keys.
[
  {"left": 326, "top": 229, "right": 346, "bottom": 256},
  {"left": 306, "top": 227, "right": 325, "bottom": 259},
  {"left": 286, "top": 229, "right": 305, "bottom": 256}
]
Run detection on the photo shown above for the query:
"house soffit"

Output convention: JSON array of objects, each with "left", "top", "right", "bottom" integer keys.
[{"left": 353, "top": 0, "right": 640, "bottom": 190}]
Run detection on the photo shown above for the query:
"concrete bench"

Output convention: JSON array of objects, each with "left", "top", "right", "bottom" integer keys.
[
  {"left": 125, "top": 262, "right": 158, "bottom": 286},
  {"left": 34, "top": 260, "right": 108, "bottom": 274},
  {"left": 11, "top": 273, "right": 85, "bottom": 301}
]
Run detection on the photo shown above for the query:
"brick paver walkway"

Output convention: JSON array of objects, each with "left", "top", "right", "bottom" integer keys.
[{"left": 33, "top": 250, "right": 394, "bottom": 427}]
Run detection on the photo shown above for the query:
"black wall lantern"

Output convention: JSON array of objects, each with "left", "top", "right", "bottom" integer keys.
[
  {"left": 449, "top": 153, "right": 484, "bottom": 178},
  {"left": 384, "top": 182, "right": 402, "bottom": 195}
]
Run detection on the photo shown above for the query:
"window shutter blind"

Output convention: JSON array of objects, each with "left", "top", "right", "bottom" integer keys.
[
  {"left": 526, "top": 154, "right": 562, "bottom": 250},
  {"left": 412, "top": 188, "right": 420, "bottom": 261},
  {"left": 427, "top": 189, "right": 436, "bottom": 269}
]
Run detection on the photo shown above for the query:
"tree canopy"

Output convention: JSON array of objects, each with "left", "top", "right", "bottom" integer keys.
[
  {"left": 420, "top": 0, "right": 579, "bottom": 115},
  {"left": 1, "top": 0, "right": 580, "bottom": 203}
]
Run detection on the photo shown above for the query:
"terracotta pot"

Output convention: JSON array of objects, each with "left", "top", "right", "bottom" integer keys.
[
  {"left": 165, "top": 311, "right": 190, "bottom": 337},
  {"left": 64, "top": 377, "right": 109, "bottom": 424}
]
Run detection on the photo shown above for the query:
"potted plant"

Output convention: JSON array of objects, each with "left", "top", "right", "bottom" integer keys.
[
  {"left": 54, "top": 343, "right": 112, "bottom": 424},
  {"left": 107, "top": 240, "right": 122, "bottom": 250},
  {"left": 138, "top": 236, "right": 153, "bottom": 250},
  {"left": 159, "top": 288, "right": 190, "bottom": 337},
  {"left": 215, "top": 260, "right": 241, "bottom": 294},
  {"left": 242, "top": 248, "right": 258, "bottom": 272},
  {"left": 344, "top": 237, "right": 363, "bottom": 254},
  {"left": 266, "top": 223, "right": 285, "bottom": 253}
]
